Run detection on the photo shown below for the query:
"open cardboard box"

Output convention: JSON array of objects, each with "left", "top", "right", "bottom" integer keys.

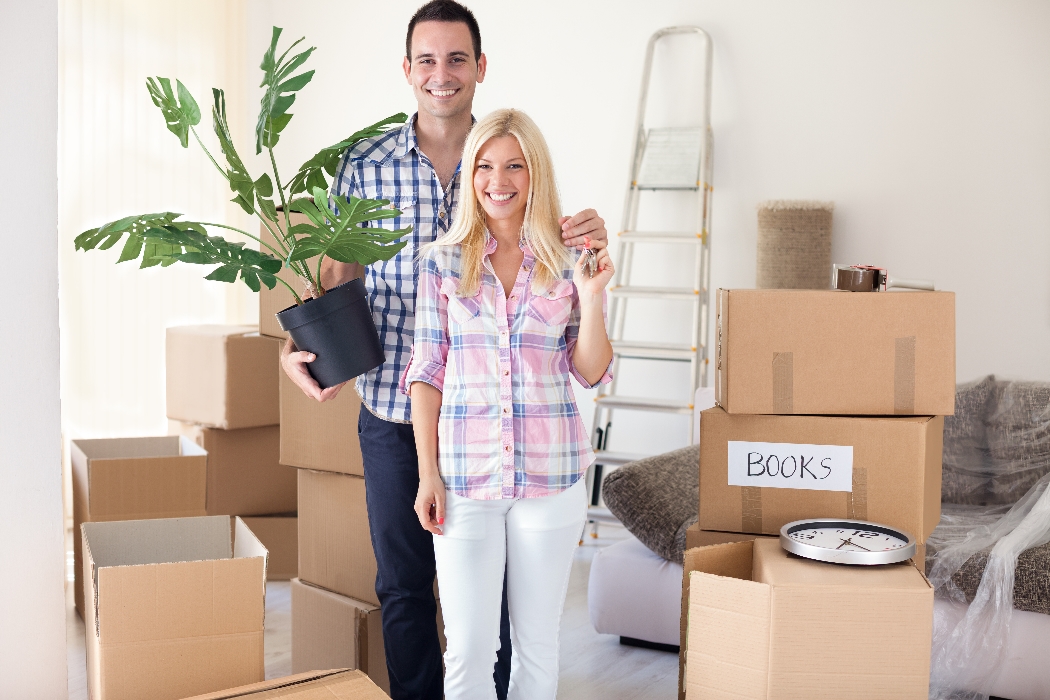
[
  {"left": 240, "top": 514, "right": 297, "bottom": 580},
  {"left": 82, "top": 516, "right": 268, "bottom": 700},
  {"left": 183, "top": 669, "right": 390, "bottom": 700},
  {"left": 166, "top": 325, "right": 280, "bottom": 429},
  {"left": 678, "top": 539, "right": 932, "bottom": 700},
  {"left": 715, "top": 289, "right": 956, "bottom": 415},
  {"left": 71, "top": 435, "right": 208, "bottom": 617}
]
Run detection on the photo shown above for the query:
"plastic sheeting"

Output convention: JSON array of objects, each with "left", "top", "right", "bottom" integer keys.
[{"left": 927, "top": 473, "right": 1050, "bottom": 699}]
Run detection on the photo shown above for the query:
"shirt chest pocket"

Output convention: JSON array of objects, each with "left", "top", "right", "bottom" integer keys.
[
  {"left": 526, "top": 279, "right": 575, "bottom": 328},
  {"left": 441, "top": 277, "right": 481, "bottom": 325}
]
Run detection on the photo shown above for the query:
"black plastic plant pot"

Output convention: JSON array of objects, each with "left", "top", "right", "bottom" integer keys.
[{"left": 276, "top": 278, "right": 385, "bottom": 389}]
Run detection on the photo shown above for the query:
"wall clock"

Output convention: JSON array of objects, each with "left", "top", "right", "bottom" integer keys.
[{"left": 780, "top": 518, "right": 916, "bottom": 565}]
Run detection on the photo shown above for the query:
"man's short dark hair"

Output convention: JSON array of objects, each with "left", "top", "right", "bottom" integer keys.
[{"left": 406, "top": 0, "right": 482, "bottom": 62}]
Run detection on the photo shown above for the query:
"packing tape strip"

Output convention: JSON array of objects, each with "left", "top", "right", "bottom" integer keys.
[
  {"left": 772, "top": 352, "right": 793, "bottom": 413},
  {"left": 741, "top": 487, "right": 762, "bottom": 533},
  {"left": 894, "top": 336, "right": 916, "bottom": 414},
  {"left": 849, "top": 466, "right": 868, "bottom": 521}
]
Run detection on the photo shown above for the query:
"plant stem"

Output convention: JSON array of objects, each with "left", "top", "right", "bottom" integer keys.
[
  {"left": 315, "top": 255, "right": 326, "bottom": 296},
  {"left": 191, "top": 127, "right": 227, "bottom": 181},
  {"left": 268, "top": 145, "right": 317, "bottom": 291},
  {"left": 201, "top": 222, "right": 285, "bottom": 259}
]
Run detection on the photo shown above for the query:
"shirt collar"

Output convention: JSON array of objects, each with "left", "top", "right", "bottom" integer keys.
[{"left": 483, "top": 230, "right": 533, "bottom": 257}]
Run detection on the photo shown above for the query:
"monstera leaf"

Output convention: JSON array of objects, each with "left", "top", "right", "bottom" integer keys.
[
  {"left": 255, "top": 26, "right": 315, "bottom": 154},
  {"left": 287, "top": 113, "right": 408, "bottom": 195},
  {"left": 75, "top": 213, "right": 282, "bottom": 291},
  {"left": 146, "top": 78, "right": 200, "bottom": 148},
  {"left": 288, "top": 187, "right": 410, "bottom": 267}
]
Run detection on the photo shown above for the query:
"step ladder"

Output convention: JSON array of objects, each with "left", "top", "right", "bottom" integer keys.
[{"left": 587, "top": 27, "right": 714, "bottom": 530}]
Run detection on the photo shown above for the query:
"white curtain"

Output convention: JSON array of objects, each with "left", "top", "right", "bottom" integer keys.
[{"left": 59, "top": 0, "right": 256, "bottom": 441}]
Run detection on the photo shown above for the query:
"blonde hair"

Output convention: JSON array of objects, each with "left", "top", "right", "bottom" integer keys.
[{"left": 430, "top": 108, "right": 571, "bottom": 296}]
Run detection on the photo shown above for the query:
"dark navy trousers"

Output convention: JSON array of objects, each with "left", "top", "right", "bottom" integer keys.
[{"left": 358, "top": 407, "right": 511, "bottom": 700}]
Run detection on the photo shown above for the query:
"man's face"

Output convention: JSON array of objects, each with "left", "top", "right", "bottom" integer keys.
[{"left": 403, "top": 21, "right": 486, "bottom": 121}]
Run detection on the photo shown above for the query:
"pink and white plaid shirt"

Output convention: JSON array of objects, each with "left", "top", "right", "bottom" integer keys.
[{"left": 400, "top": 234, "right": 612, "bottom": 500}]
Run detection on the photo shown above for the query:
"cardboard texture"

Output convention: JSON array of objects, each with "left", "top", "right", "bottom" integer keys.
[
  {"left": 258, "top": 214, "right": 306, "bottom": 341},
  {"left": 166, "top": 325, "right": 280, "bottom": 429},
  {"left": 182, "top": 669, "right": 390, "bottom": 700},
  {"left": 241, "top": 515, "right": 297, "bottom": 580},
  {"left": 71, "top": 436, "right": 208, "bottom": 617},
  {"left": 685, "top": 523, "right": 770, "bottom": 551},
  {"left": 698, "top": 407, "right": 943, "bottom": 544},
  {"left": 82, "top": 516, "right": 268, "bottom": 700},
  {"left": 715, "top": 289, "right": 956, "bottom": 415},
  {"left": 680, "top": 539, "right": 933, "bottom": 700},
  {"left": 169, "top": 421, "right": 297, "bottom": 516},
  {"left": 298, "top": 469, "right": 378, "bottom": 605},
  {"left": 291, "top": 578, "right": 388, "bottom": 694},
  {"left": 280, "top": 370, "right": 364, "bottom": 475}
]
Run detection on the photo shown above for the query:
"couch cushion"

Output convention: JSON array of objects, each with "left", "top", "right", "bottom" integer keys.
[
  {"left": 601, "top": 445, "right": 699, "bottom": 564},
  {"left": 941, "top": 375, "right": 996, "bottom": 505},
  {"left": 927, "top": 540, "right": 1050, "bottom": 616},
  {"left": 985, "top": 381, "right": 1050, "bottom": 505}
]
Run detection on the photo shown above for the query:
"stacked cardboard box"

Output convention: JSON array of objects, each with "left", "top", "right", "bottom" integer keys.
[
  {"left": 81, "top": 515, "right": 268, "bottom": 700},
  {"left": 680, "top": 289, "right": 955, "bottom": 699},
  {"left": 182, "top": 669, "right": 390, "bottom": 700},
  {"left": 166, "top": 325, "right": 298, "bottom": 580}
]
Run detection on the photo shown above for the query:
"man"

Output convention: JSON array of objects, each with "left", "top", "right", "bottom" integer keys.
[{"left": 281, "top": 2, "right": 608, "bottom": 698}]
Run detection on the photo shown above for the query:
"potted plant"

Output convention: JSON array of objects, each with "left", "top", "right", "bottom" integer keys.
[{"left": 75, "top": 26, "right": 411, "bottom": 388}]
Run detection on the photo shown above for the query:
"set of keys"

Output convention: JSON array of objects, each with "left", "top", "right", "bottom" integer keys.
[{"left": 584, "top": 248, "right": 598, "bottom": 278}]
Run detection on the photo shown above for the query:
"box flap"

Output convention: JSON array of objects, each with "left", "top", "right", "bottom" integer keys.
[
  {"left": 180, "top": 669, "right": 388, "bottom": 699},
  {"left": 234, "top": 516, "right": 269, "bottom": 583},
  {"left": 73, "top": 435, "right": 186, "bottom": 460},
  {"left": 83, "top": 516, "right": 232, "bottom": 568},
  {"left": 686, "top": 569, "right": 772, "bottom": 700},
  {"left": 688, "top": 540, "right": 755, "bottom": 581},
  {"left": 753, "top": 538, "right": 932, "bottom": 591}
]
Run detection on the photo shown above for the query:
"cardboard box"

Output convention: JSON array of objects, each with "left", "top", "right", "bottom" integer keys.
[
  {"left": 685, "top": 523, "right": 769, "bottom": 551},
  {"left": 258, "top": 214, "right": 365, "bottom": 340},
  {"left": 169, "top": 420, "right": 296, "bottom": 516},
  {"left": 680, "top": 539, "right": 933, "bottom": 700},
  {"left": 183, "top": 669, "right": 390, "bottom": 700},
  {"left": 280, "top": 369, "right": 364, "bottom": 476},
  {"left": 298, "top": 468, "right": 377, "bottom": 605},
  {"left": 715, "top": 289, "right": 956, "bottom": 415},
  {"left": 71, "top": 436, "right": 208, "bottom": 617},
  {"left": 291, "top": 578, "right": 388, "bottom": 694},
  {"left": 166, "top": 325, "right": 280, "bottom": 429},
  {"left": 82, "top": 516, "right": 267, "bottom": 700},
  {"left": 241, "top": 515, "right": 297, "bottom": 580},
  {"left": 698, "top": 407, "right": 943, "bottom": 545}
]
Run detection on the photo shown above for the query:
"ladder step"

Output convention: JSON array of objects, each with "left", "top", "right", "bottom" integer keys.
[
  {"left": 609, "top": 285, "right": 699, "bottom": 300},
  {"left": 596, "top": 395, "right": 694, "bottom": 414},
  {"left": 618, "top": 230, "right": 705, "bottom": 244},
  {"left": 592, "top": 450, "right": 651, "bottom": 466},
  {"left": 612, "top": 340, "right": 695, "bottom": 361}
]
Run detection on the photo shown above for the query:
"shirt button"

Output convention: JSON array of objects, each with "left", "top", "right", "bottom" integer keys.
[
  {"left": 504, "top": 445, "right": 511, "bottom": 452},
  {"left": 510, "top": 295, "right": 517, "bottom": 300},
  {"left": 503, "top": 370, "right": 510, "bottom": 376},
  {"left": 438, "top": 211, "right": 446, "bottom": 219},
  {"left": 503, "top": 407, "right": 509, "bottom": 413}
]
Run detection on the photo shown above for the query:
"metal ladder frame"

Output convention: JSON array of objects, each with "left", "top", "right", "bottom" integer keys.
[{"left": 588, "top": 27, "right": 714, "bottom": 519}]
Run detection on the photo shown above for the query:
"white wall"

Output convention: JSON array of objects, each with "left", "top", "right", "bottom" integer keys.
[
  {"left": 251, "top": 0, "right": 1050, "bottom": 454},
  {"left": 0, "top": 1, "right": 68, "bottom": 697}
]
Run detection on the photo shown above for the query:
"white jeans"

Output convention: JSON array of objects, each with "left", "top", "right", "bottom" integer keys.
[{"left": 433, "top": 478, "right": 588, "bottom": 700}]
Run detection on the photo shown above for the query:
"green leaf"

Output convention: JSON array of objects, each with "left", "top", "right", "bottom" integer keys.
[
  {"left": 254, "top": 173, "right": 273, "bottom": 198},
  {"left": 286, "top": 186, "right": 412, "bottom": 271},
  {"left": 212, "top": 88, "right": 260, "bottom": 216},
  {"left": 287, "top": 113, "right": 408, "bottom": 195},
  {"left": 146, "top": 77, "right": 200, "bottom": 148},
  {"left": 257, "top": 196, "right": 278, "bottom": 224},
  {"left": 255, "top": 26, "right": 316, "bottom": 154},
  {"left": 74, "top": 213, "right": 282, "bottom": 292}
]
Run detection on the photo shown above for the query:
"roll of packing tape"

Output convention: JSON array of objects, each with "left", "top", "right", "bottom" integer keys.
[{"left": 836, "top": 266, "right": 881, "bottom": 292}]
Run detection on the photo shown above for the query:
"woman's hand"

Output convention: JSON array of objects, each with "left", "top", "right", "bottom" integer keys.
[
  {"left": 415, "top": 471, "right": 446, "bottom": 536},
  {"left": 572, "top": 238, "right": 615, "bottom": 299}
]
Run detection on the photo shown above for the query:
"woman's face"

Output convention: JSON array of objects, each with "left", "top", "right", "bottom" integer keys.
[{"left": 473, "top": 135, "right": 530, "bottom": 231}]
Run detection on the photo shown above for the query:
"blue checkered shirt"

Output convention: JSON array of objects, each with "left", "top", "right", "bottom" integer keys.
[{"left": 332, "top": 114, "right": 461, "bottom": 423}]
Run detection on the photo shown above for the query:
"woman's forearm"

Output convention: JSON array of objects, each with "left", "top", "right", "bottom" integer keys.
[
  {"left": 410, "top": 382, "right": 443, "bottom": 477},
  {"left": 572, "top": 292, "right": 613, "bottom": 386}
]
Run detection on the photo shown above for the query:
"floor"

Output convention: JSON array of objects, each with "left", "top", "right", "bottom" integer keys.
[{"left": 66, "top": 521, "right": 678, "bottom": 699}]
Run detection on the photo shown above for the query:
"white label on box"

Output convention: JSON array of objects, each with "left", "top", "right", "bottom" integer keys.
[{"left": 727, "top": 441, "right": 854, "bottom": 492}]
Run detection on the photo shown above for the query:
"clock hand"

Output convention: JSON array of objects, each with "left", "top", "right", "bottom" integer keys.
[{"left": 837, "top": 538, "right": 872, "bottom": 552}]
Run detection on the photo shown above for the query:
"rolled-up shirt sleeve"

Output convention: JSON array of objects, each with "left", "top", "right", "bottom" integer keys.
[
  {"left": 400, "top": 252, "right": 449, "bottom": 395},
  {"left": 564, "top": 288, "right": 614, "bottom": 389}
]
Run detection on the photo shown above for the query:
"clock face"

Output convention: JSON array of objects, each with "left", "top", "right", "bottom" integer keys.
[
  {"left": 780, "top": 519, "right": 916, "bottom": 565},
  {"left": 786, "top": 526, "right": 908, "bottom": 553}
]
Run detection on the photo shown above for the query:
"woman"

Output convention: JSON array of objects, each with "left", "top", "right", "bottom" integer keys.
[{"left": 400, "top": 108, "right": 614, "bottom": 699}]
